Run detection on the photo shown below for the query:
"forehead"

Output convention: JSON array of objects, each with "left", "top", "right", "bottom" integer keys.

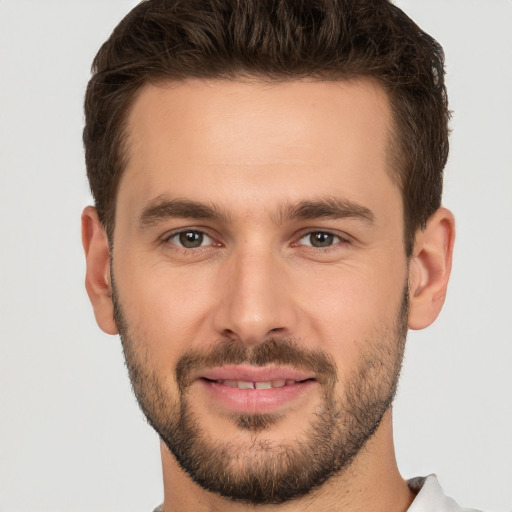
[{"left": 119, "top": 78, "right": 398, "bottom": 219}]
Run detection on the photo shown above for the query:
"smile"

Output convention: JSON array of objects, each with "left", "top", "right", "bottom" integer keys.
[
  {"left": 194, "top": 365, "right": 318, "bottom": 415},
  {"left": 207, "top": 379, "right": 303, "bottom": 390}
]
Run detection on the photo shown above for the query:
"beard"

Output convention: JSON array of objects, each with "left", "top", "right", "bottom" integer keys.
[{"left": 112, "top": 279, "right": 409, "bottom": 505}]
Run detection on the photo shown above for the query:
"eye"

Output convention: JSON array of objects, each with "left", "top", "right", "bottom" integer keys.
[
  {"left": 167, "top": 230, "right": 213, "bottom": 249},
  {"left": 299, "top": 231, "right": 341, "bottom": 248}
]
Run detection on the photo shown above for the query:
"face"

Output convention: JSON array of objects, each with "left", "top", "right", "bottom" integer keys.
[{"left": 110, "top": 79, "right": 410, "bottom": 503}]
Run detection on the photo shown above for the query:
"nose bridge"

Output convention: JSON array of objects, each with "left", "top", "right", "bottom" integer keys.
[{"left": 213, "top": 240, "right": 295, "bottom": 344}]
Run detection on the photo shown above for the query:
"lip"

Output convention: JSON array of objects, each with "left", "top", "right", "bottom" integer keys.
[
  {"left": 193, "top": 365, "right": 317, "bottom": 415},
  {"left": 199, "top": 365, "right": 315, "bottom": 383}
]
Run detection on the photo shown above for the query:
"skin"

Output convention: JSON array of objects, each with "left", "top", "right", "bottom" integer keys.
[{"left": 82, "top": 78, "right": 455, "bottom": 512}]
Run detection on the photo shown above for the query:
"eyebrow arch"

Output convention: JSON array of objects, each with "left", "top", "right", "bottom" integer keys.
[
  {"left": 139, "top": 195, "right": 374, "bottom": 228},
  {"left": 274, "top": 197, "right": 375, "bottom": 224},
  {"left": 139, "top": 197, "right": 231, "bottom": 227}
]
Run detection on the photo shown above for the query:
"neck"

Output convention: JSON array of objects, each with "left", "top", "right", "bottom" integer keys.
[{"left": 158, "top": 409, "right": 415, "bottom": 512}]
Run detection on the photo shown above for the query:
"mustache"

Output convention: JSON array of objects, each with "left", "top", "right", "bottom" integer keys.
[{"left": 175, "top": 338, "right": 338, "bottom": 391}]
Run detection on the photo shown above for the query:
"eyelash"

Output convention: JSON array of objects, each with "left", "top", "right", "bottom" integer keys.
[
  {"left": 163, "top": 229, "right": 217, "bottom": 250},
  {"left": 162, "top": 228, "right": 350, "bottom": 252},
  {"left": 297, "top": 231, "right": 347, "bottom": 249}
]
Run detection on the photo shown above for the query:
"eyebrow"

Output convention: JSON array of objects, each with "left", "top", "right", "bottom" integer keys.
[
  {"left": 138, "top": 195, "right": 375, "bottom": 228},
  {"left": 274, "top": 197, "right": 375, "bottom": 224},
  {"left": 139, "top": 197, "right": 231, "bottom": 227}
]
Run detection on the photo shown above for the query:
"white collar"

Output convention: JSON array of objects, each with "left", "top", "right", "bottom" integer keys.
[{"left": 407, "top": 474, "right": 481, "bottom": 512}]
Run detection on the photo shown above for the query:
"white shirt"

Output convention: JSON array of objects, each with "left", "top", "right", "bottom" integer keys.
[{"left": 408, "top": 475, "right": 482, "bottom": 512}]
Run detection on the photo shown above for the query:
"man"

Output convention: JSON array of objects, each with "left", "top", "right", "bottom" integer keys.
[{"left": 81, "top": 0, "right": 473, "bottom": 510}]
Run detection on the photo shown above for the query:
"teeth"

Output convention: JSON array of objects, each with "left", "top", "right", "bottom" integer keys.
[
  {"left": 255, "top": 381, "right": 272, "bottom": 390},
  {"left": 217, "top": 379, "right": 297, "bottom": 389},
  {"left": 237, "top": 381, "right": 255, "bottom": 390}
]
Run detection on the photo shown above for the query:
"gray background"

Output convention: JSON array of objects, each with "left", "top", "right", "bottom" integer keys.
[{"left": 0, "top": 1, "right": 510, "bottom": 511}]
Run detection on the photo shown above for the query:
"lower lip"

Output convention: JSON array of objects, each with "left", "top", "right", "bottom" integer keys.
[{"left": 197, "top": 379, "right": 316, "bottom": 415}]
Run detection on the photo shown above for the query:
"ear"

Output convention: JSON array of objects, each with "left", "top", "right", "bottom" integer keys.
[
  {"left": 408, "top": 207, "right": 455, "bottom": 330},
  {"left": 81, "top": 206, "right": 118, "bottom": 335}
]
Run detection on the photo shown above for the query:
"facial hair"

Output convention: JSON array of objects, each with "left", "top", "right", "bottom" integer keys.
[{"left": 112, "top": 277, "right": 409, "bottom": 505}]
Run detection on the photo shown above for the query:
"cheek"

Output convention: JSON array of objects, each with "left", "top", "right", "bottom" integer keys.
[
  {"left": 292, "top": 258, "right": 407, "bottom": 365},
  {"left": 114, "top": 258, "right": 218, "bottom": 372}
]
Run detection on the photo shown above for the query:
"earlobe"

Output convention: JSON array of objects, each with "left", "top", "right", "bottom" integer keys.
[
  {"left": 408, "top": 207, "right": 455, "bottom": 330},
  {"left": 81, "top": 206, "right": 118, "bottom": 335}
]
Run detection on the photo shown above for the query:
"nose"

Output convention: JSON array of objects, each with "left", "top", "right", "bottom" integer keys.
[{"left": 212, "top": 246, "right": 298, "bottom": 346}]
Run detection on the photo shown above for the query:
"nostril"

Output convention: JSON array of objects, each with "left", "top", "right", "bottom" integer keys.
[{"left": 220, "top": 328, "right": 241, "bottom": 341}]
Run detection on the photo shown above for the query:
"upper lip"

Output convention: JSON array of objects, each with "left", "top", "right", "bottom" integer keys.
[{"left": 196, "top": 365, "right": 316, "bottom": 383}]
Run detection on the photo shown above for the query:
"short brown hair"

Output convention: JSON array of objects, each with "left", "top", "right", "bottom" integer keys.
[{"left": 84, "top": 0, "right": 449, "bottom": 255}]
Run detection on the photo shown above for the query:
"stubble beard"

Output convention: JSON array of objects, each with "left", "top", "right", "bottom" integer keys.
[{"left": 112, "top": 278, "right": 409, "bottom": 505}]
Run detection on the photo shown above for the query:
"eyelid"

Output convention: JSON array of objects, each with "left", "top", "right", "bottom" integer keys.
[
  {"left": 300, "top": 232, "right": 339, "bottom": 245},
  {"left": 161, "top": 227, "right": 217, "bottom": 248},
  {"left": 294, "top": 229, "right": 351, "bottom": 246},
  {"left": 159, "top": 226, "right": 352, "bottom": 250}
]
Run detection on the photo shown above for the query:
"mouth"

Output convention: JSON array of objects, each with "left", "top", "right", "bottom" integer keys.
[
  {"left": 203, "top": 378, "right": 307, "bottom": 390},
  {"left": 193, "top": 365, "right": 318, "bottom": 415}
]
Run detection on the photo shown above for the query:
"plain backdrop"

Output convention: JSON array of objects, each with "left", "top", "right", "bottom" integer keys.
[{"left": 0, "top": 1, "right": 511, "bottom": 511}]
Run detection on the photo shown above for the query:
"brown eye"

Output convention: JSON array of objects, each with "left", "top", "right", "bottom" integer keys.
[
  {"left": 309, "top": 232, "right": 336, "bottom": 247},
  {"left": 171, "top": 231, "right": 210, "bottom": 248},
  {"left": 299, "top": 232, "right": 340, "bottom": 248}
]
